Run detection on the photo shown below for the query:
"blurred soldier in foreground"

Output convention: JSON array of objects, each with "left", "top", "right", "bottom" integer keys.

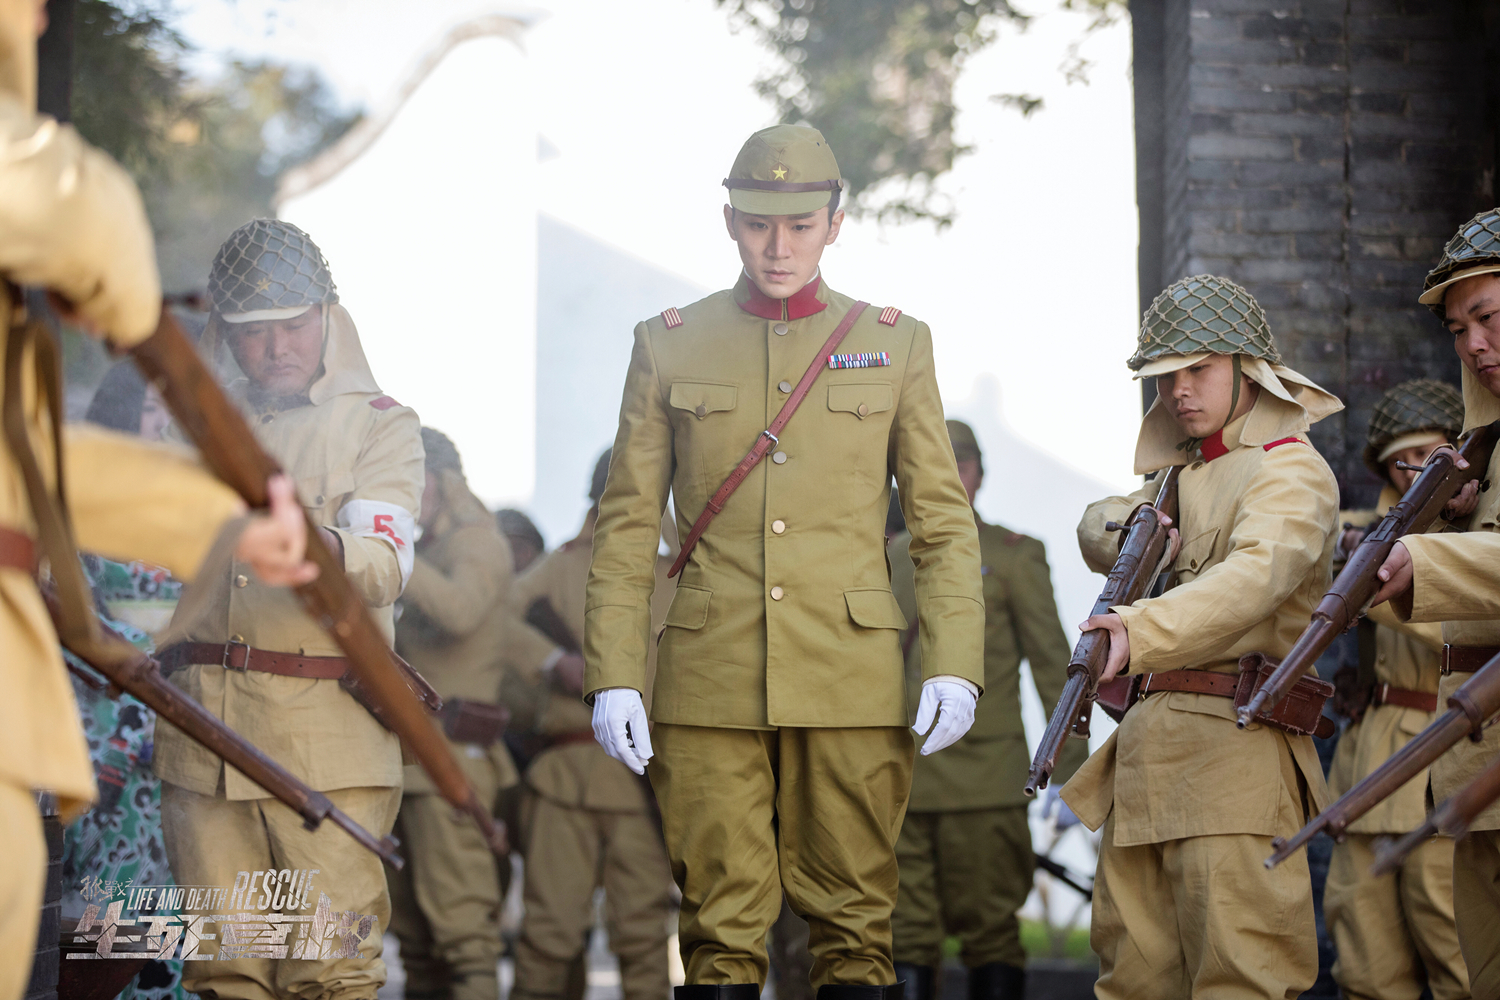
[
  {"left": 889, "top": 420, "right": 1083, "bottom": 1000},
  {"left": 511, "top": 450, "right": 676, "bottom": 1000},
  {"left": 1324, "top": 381, "right": 1469, "bottom": 1000},
  {"left": 0, "top": 6, "right": 314, "bottom": 998},
  {"left": 1368, "top": 209, "right": 1500, "bottom": 995},
  {"left": 389, "top": 429, "right": 577, "bottom": 1000},
  {"left": 1062, "top": 276, "right": 1342, "bottom": 996},
  {"left": 585, "top": 124, "right": 983, "bottom": 999},
  {"left": 155, "top": 220, "right": 425, "bottom": 999}
]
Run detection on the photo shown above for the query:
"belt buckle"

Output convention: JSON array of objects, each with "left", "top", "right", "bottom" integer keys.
[
  {"left": 1374, "top": 682, "right": 1390, "bottom": 706},
  {"left": 222, "top": 640, "right": 251, "bottom": 671},
  {"left": 1137, "top": 673, "right": 1153, "bottom": 700},
  {"left": 1442, "top": 644, "right": 1453, "bottom": 676}
]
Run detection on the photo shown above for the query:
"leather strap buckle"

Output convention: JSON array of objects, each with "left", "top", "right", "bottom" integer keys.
[
  {"left": 1375, "top": 682, "right": 1392, "bottom": 704},
  {"left": 222, "top": 640, "right": 251, "bottom": 671},
  {"left": 1137, "top": 672, "right": 1153, "bottom": 699},
  {"left": 761, "top": 429, "right": 779, "bottom": 445}
]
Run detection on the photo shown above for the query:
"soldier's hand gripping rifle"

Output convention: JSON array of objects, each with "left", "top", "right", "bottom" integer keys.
[
  {"left": 1237, "top": 421, "right": 1500, "bottom": 731},
  {"left": 1371, "top": 737, "right": 1500, "bottom": 877},
  {"left": 1264, "top": 650, "right": 1500, "bottom": 867},
  {"left": 46, "top": 586, "right": 404, "bottom": 868},
  {"left": 1024, "top": 465, "right": 1182, "bottom": 797},
  {"left": 128, "top": 306, "right": 508, "bottom": 857}
]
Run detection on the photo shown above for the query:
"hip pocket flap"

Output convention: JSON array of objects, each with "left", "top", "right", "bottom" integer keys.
[
  {"left": 844, "top": 588, "right": 908, "bottom": 629},
  {"left": 828, "top": 383, "right": 894, "bottom": 417},
  {"left": 663, "top": 585, "right": 711, "bottom": 629}
]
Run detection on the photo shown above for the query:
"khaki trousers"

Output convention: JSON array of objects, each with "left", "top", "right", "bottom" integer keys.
[
  {"left": 1326, "top": 833, "right": 1469, "bottom": 1000},
  {"left": 1091, "top": 812, "right": 1316, "bottom": 999},
  {"left": 0, "top": 781, "right": 44, "bottom": 1000},
  {"left": 511, "top": 791, "right": 673, "bottom": 1000},
  {"left": 650, "top": 723, "right": 913, "bottom": 989},
  {"left": 891, "top": 806, "right": 1032, "bottom": 969},
  {"left": 387, "top": 793, "right": 504, "bottom": 1000},
  {"left": 161, "top": 781, "right": 402, "bottom": 1000},
  {"left": 1454, "top": 829, "right": 1500, "bottom": 999}
]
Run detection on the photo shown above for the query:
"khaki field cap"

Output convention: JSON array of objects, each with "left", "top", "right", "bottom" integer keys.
[
  {"left": 1420, "top": 208, "right": 1500, "bottom": 312},
  {"left": 724, "top": 124, "right": 844, "bottom": 216},
  {"left": 946, "top": 419, "right": 982, "bottom": 467}
]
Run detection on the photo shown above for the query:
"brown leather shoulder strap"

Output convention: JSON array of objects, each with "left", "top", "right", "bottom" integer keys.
[{"left": 668, "top": 300, "right": 869, "bottom": 578}]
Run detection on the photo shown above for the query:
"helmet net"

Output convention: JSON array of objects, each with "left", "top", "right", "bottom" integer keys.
[
  {"left": 1366, "top": 379, "right": 1464, "bottom": 452},
  {"left": 1423, "top": 209, "right": 1500, "bottom": 305},
  {"left": 208, "top": 219, "right": 338, "bottom": 317},
  {"left": 1129, "top": 274, "right": 1281, "bottom": 370}
]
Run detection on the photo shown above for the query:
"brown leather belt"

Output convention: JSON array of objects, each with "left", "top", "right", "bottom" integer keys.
[
  {"left": 157, "top": 641, "right": 347, "bottom": 680},
  {"left": 1138, "top": 670, "right": 1240, "bottom": 698},
  {"left": 1441, "top": 645, "right": 1500, "bottom": 675},
  {"left": 1371, "top": 683, "right": 1439, "bottom": 712},
  {"left": 0, "top": 525, "right": 36, "bottom": 573},
  {"left": 1135, "top": 657, "right": 1337, "bottom": 739}
]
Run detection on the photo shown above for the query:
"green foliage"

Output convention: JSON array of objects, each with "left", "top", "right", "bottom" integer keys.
[{"left": 716, "top": 0, "right": 1027, "bottom": 227}]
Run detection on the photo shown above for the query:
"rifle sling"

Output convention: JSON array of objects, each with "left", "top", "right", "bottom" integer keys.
[{"left": 668, "top": 300, "right": 869, "bottom": 578}]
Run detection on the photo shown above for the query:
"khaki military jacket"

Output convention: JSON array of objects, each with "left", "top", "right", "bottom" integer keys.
[
  {"left": 0, "top": 89, "right": 243, "bottom": 818},
  {"left": 1327, "top": 489, "right": 1444, "bottom": 834},
  {"left": 158, "top": 382, "right": 424, "bottom": 798},
  {"left": 585, "top": 275, "right": 984, "bottom": 729},
  {"left": 1061, "top": 402, "right": 1339, "bottom": 846},
  {"left": 890, "top": 520, "right": 1085, "bottom": 811}
]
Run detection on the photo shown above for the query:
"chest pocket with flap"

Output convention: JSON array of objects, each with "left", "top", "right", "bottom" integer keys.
[
  {"left": 670, "top": 382, "right": 737, "bottom": 418},
  {"left": 299, "top": 470, "right": 356, "bottom": 516},
  {"left": 1173, "top": 526, "right": 1221, "bottom": 580},
  {"left": 828, "top": 383, "right": 894, "bottom": 419}
]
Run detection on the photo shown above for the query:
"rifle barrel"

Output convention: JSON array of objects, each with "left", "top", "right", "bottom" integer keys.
[
  {"left": 1370, "top": 821, "right": 1436, "bottom": 877},
  {"left": 1025, "top": 672, "right": 1087, "bottom": 797}
]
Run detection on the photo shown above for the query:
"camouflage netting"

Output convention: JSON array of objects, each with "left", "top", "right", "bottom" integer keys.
[
  {"left": 1423, "top": 208, "right": 1500, "bottom": 312},
  {"left": 1129, "top": 274, "right": 1281, "bottom": 370},
  {"left": 1363, "top": 378, "right": 1464, "bottom": 478},
  {"left": 208, "top": 219, "right": 338, "bottom": 318}
]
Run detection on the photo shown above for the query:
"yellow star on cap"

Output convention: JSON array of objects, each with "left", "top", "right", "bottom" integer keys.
[{"left": 772, "top": 166, "right": 787, "bottom": 180}]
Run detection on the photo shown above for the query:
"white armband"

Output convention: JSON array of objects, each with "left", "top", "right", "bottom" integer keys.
[{"left": 337, "top": 498, "right": 416, "bottom": 587}]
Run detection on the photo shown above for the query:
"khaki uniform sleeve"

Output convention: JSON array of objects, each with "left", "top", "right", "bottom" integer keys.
[
  {"left": 64, "top": 424, "right": 244, "bottom": 581},
  {"left": 892, "top": 322, "right": 984, "bottom": 690},
  {"left": 503, "top": 555, "right": 566, "bottom": 680},
  {"left": 326, "top": 404, "right": 424, "bottom": 608},
  {"left": 1076, "top": 481, "right": 1158, "bottom": 575},
  {"left": 403, "top": 525, "right": 509, "bottom": 636},
  {"left": 1402, "top": 531, "right": 1500, "bottom": 623},
  {"left": 1013, "top": 537, "right": 1087, "bottom": 782},
  {"left": 1115, "top": 446, "right": 1337, "bottom": 673},
  {"left": 1364, "top": 599, "right": 1444, "bottom": 651},
  {"left": 0, "top": 99, "right": 160, "bottom": 345},
  {"left": 585, "top": 323, "right": 674, "bottom": 696}
]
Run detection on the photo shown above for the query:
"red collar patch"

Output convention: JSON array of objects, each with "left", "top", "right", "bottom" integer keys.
[
  {"left": 1199, "top": 430, "right": 1229, "bottom": 462},
  {"left": 736, "top": 274, "right": 828, "bottom": 320}
]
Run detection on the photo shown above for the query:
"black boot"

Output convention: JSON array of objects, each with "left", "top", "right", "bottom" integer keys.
[
  {"left": 966, "top": 962, "right": 1025, "bottom": 1000},
  {"left": 891, "top": 963, "right": 934, "bottom": 1000},
  {"left": 675, "top": 987, "right": 762, "bottom": 1000},
  {"left": 815, "top": 984, "right": 905, "bottom": 1000}
]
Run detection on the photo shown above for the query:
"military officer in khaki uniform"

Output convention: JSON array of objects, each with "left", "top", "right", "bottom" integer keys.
[
  {"left": 0, "top": 7, "right": 317, "bottom": 997},
  {"left": 156, "top": 220, "right": 426, "bottom": 1000},
  {"left": 1324, "top": 380, "right": 1469, "bottom": 1000},
  {"left": 1061, "top": 275, "right": 1342, "bottom": 997},
  {"left": 511, "top": 450, "right": 676, "bottom": 1000},
  {"left": 1368, "top": 209, "right": 1500, "bottom": 997},
  {"left": 584, "top": 125, "right": 985, "bottom": 1000},
  {"left": 389, "top": 429, "right": 581, "bottom": 1000},
  {"left": 887, "top": 420, "right": 1083, "bottom": 1000}
]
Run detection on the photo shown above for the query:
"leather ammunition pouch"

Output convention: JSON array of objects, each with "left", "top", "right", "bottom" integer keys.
[
  {"left": 1094, "top": 653, "right": 1335, "bottom": 738},
  {"left": 440, "top": 698, "right": 509, "bottom": 746}
]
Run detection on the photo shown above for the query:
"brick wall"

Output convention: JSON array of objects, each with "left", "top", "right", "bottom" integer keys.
[{"left": 1133, "top": 0, "right": 1500, "bottom": 505}]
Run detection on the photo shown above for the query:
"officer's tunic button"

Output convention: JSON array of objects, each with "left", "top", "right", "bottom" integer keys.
[
  {"left": 695, "top": 404, "right": 708, "bottom": 419},
  {"left": 1191, "top": 461, "right": 1204, "bottom": 470},
  {"left": 857, "top": 403, "right": 869, "bottom": 417},
  {"left": 778, "top": 381, "right": 792, "bottom": 393},
  {"left": 261, "top": 413, "right": 274, "bottom": 424},
  {"left": 230, "top": 634, "right": 244, "bottom": 643},
  {"left": 770, "top": 586, "right": 784, "bottom": 601},
  {"left": 772, "top": 519, "right": 786, "bottom": 534},
  {"left": 774, "top": 323, "right": 789, "bottom": 336},
  {"left": 235, "top": 574, "right": 249, "bottom": 588},
  {"left": 313, "top": 495, "right": 325, "bottom": 506},
  {"left": 772, "top": 451, "right": 787, "bottom": 464}
]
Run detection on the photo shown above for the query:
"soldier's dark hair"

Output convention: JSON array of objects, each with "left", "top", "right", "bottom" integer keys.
[
  {"left": 590, "top": 449, "right": 612, "bottom": 505},
  {"left": 496, "top": 508, "right": 543, "bottom": 552},
  {"left": 421, "top": 427, "right": 463, "bottom": 475}
]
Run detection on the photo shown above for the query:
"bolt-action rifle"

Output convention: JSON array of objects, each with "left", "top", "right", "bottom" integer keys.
[
  {"left": 1237, "top": 421, "right": 1500, "bottom": 731},
  {"left": 47, "top": 585, "right": 404, "bottom": 868},
  {"left": 1372, "top": 745, "right": 1500, "bottom": 876},
  {"left": 1264, "top": 651, "right": 1500, "bottom": 867},
  {"left": 128, "top": 306, "right": 508, "bottom": 857},
  {"left": 1024, "top": 465, "right": 1181, "bottom": 797}
]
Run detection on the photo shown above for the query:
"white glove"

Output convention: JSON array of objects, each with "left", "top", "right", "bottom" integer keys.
[
  {"left": 912, "top": 677, "right": 977, "bottom": 756},
  {"left": 591, "top": 688, "right": 654, "bottom": 775},
  {"left": 1044, "top": 786, "right": 1081, "bottom": 831}
]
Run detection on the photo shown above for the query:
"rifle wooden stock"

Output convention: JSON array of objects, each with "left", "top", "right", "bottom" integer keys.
[
  {"left": 1265, "top": 651, "right": 1500, "bottom": 868},
  {"left": 1238, "top": 422, "right": 1500, "bottom": 729},
  {"left": 45, "top": 590, "right": 404, "bottom": 868},
  {"left": 1372, "top": 753, "right": 1500, "bottom": 876},
  {"left": 1024, "top": 465, "right": 1181, "bottom": 797},
  {"left": 129, "top": 306, "right": 507, "bottom": 858}
]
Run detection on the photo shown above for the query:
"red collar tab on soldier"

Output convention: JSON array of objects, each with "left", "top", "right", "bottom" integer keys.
[
  {"left": 1200, "top": 431, "right": 1301, "bottom": 462},
  {"left": 737, "top": 274, "right": 828, "bottom": 321}
]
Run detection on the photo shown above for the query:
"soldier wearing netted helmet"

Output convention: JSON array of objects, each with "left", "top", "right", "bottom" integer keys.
[
  {"left": 1060, "top": 274, "right": 1343, "bottom": 996},
  {"left": 1318, "top": 378, "right": 1470, "bottom": 1000},
  {"left": 155, "top": 219, "right": 425, "bottom": 998},
  {"left": 1362, "top": 208, "right": 1500, "bottom": 995}
]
